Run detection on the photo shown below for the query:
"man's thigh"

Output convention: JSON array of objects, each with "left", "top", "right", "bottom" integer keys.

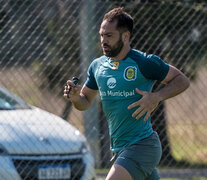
[
  {"left": 113, "top": 157, "right": 160, "bottom": 180},
  {"left": 113, "top": 132, "right": 162, "bottom": 180},
  {"left": 106, "top": 164, "right": 159, "bottom": 180},
  {"left": 106, "top": 164, "right": 133, "bottom": 180}
]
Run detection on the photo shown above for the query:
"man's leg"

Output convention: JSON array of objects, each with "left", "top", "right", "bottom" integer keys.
[
  {"left": 107, "top": 132, "right": 162, "bottom": 180},
  {"left": 106, "top": 164, "right": 133, "bottom": 180}
]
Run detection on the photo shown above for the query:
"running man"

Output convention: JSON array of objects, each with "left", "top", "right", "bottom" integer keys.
[{"left": 64, "top": 7, "right": 190, "bottom": 180}]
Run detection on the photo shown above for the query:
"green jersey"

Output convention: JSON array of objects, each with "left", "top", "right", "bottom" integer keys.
[{"left": 85, "top": 49, "right": 169, "bottom": 152}]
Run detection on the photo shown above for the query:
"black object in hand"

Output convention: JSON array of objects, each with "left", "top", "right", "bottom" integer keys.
[
  {"left": 68, "top": 77, "right": 79, "bottom": 93},
  {"left": 72, "top": 77, "right": 79, "bottom": 85}
]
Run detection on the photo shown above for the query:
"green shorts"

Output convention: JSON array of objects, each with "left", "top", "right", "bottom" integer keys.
[{"left": 113, "top": 132, "right": 162, "bottom": 180}]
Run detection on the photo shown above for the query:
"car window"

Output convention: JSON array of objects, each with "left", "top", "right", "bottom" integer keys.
[
  {"left": 0, "top": 87, "right": 30, "bottom": 110},
  {"left": 0, "top": 98, "right": 14, "bottom": 110}
]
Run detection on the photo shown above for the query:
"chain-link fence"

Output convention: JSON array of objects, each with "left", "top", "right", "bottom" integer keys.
[{"left": 0, "top": 0, "right": 207, "bottom": 179}]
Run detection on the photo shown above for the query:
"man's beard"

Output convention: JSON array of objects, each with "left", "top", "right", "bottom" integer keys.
[{"left": 103, "top": 35, "right": 124, "bottom": 58}]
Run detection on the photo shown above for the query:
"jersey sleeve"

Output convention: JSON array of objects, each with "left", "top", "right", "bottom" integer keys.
[
  {"left": 139, "top": 54, "right": 170, "bottom": 81},
  {"left": 85, "top": 60, "right": 99, "bottom": 90}
]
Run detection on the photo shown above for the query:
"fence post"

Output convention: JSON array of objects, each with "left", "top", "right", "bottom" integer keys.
[{"left": 79, "top": 0, "right": 101, "bottom": 168}]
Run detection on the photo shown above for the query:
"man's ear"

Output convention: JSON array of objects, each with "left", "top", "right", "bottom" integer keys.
[{"left": 122, "top": 31, "right": 130, "bottom": 42}]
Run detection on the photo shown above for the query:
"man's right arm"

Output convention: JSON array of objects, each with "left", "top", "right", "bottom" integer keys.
[{"left": 64, "top": 83, "right": 98, "bottom": 111}]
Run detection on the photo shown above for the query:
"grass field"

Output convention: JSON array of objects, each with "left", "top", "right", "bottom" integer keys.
[
  {"left": 96, "top": 175, "right": 207, "bottom": 180},
  {"left": 96, "top": 168, "right": 207, "bottom": 180},
  {"left": 168, "top": 125, "right": 207, "bottom": 164},
  {"left": 96, "top": 178, "right": 207, "bottom": 180}
]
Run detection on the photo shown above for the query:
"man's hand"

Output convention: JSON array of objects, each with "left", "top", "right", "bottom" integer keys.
[
  {"left": 63, "top": 80, "right": 81, "bottom": 102},
  {"left": 127, "top": 88, "right": 161, "bottom": 121}
]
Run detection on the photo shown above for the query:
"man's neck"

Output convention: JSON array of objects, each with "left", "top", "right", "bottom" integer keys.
[{"left": 111, "top": 45, "right": 131, "bottom": 61}]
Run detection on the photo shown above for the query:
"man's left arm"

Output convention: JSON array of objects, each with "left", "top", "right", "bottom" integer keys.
[
  {"left": 128, "top": 65, "right": 190, "bottom": 120},
  {"left": 155, "top": 65, "right": 190, "bottom": 101}
]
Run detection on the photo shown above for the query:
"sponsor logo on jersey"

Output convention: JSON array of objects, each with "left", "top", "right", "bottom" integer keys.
[
  {"left": 124, "top": 66, "right": 137, "bottom": 81},
  {"left": 100, "top": 90, "right": 135, "bottom": 98},
  {"left": 107, "top": 77, "right": 116, "bottom": 89}
]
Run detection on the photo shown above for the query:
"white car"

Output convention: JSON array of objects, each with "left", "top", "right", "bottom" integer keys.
[{"left": 0, "top": 86, "right": 96, "bottom": 180}]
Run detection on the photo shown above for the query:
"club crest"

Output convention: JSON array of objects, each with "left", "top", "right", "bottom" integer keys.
[{"left": 124, "top": 66, "right": 137, "bottom": 81}]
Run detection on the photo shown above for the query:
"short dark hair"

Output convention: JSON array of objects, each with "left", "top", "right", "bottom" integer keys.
[{"left": 103, "top": 7, "right": 134, "bottom": 35}]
